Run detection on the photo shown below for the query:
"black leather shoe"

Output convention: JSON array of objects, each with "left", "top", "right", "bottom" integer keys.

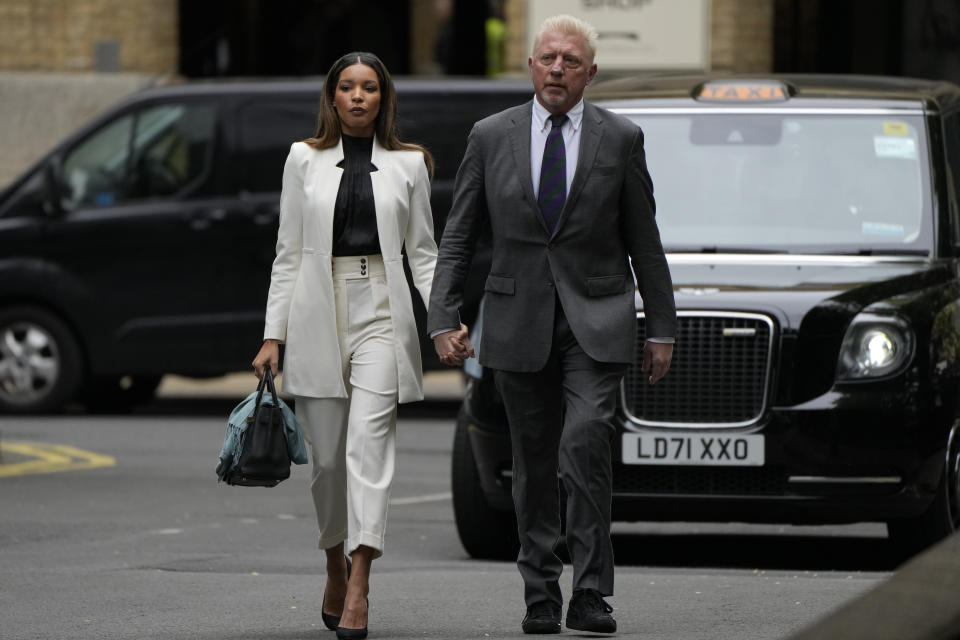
[
  {"left": 566, "top": 589, "right": 616, "bottom": 633},
  {"left": 335, "top": 597, "right": 369, "bottom": 640},
  {"left": 321, "top": 557, "right": 352, "bottom": 631},
  {"left": 522, "top": 601, "right": 561, "bottom": 634}
]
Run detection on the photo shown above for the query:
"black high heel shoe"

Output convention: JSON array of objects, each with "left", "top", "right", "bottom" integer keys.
[
  {"left": 335, "top": 597, "right": 369, "bottom": 640},
  {"left": 321, "top": 557, "right": 352, "bottom": 631}
]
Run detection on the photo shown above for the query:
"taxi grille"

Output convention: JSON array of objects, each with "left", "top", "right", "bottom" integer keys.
[
  {"left": 613, "top": 466, "right": 787, "bottom": 496},
  {"left": 623, "top": 312, "right": 775, "bottom": 426}
]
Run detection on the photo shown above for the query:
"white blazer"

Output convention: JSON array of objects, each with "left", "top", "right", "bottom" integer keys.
[{"left": 263, "top": 138, "right": 437, "bottom": 403}]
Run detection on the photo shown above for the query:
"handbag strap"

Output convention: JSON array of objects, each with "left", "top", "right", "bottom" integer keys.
[{"left": 255, "top": 368, "right": 280, "bottom": 408}]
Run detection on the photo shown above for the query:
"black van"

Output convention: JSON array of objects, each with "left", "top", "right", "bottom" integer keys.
[{"left": 0, "top": 78, "right": 531, "bottom": 413}]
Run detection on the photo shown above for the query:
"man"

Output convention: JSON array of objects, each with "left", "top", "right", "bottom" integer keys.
[{"left": 429, "top": 14, "right": 676, "bottom": 635}]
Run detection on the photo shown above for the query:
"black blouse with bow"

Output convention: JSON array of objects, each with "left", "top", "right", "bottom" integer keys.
[{"left": 332, "top": 133, "right": 381, "bottom": 256}]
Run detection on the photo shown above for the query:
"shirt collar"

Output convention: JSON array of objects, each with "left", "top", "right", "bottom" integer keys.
[{"left": 532, "top": 97, "right": 584, "bottom": 133}]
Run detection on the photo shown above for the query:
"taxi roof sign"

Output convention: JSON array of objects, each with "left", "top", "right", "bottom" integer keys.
[{"left": 694, "top": 80, "right": 791, "bottom": 102}]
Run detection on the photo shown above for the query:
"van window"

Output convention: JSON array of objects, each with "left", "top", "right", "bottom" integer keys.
[
  {"left": 237, "top": 100, "right": 317, "bottom": 192},
  {"left": 62, "top": 114, "right": 134, "bottom": 207},
  {"left": 62, "top": 102, "right": 216, "bottom": 208}
]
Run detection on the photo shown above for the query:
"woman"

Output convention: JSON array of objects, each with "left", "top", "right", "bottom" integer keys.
[{"left": 252, "top": 52, "right": 471, "bottom": 639}]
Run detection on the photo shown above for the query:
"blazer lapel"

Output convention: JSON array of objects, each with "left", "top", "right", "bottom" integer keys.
[
  {"left": 553, "top": 102, "right": 604, "bottom": 235},
  {"left": 369, "top": 137, "right": 401, "bottom": 259},
  {"left": 507, "top": 103, "right": 543, "bottom": 224},
  {"left": 308, "top": 140, "right": 344, "bottom": 254}
]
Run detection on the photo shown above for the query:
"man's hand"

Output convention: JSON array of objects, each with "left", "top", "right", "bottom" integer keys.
[
  {"left": 433, "top": 324, "right": 475, "bottom": 366},
  {"left": 641, "top": 341, "right": 673, "bottom": 385}
]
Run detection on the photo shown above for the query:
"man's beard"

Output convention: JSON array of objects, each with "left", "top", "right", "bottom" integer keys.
[{"left": 539, "top": 88, "right": 566, "bottom": 106}]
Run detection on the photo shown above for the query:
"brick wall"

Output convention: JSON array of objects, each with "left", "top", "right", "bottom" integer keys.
[
  {"left": 0, "top": 0, "right": 178, "bottom": 74},
  {"left": 504, "top": 0, "right": 528, "bottom": 75},
  {"left": 711, "top": 0, "right": 774, "bottom": 73}
]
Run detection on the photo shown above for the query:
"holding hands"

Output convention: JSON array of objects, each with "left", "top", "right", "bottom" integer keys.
[{"left": 434, "top": 324, "right": 475, "bottom": 367}]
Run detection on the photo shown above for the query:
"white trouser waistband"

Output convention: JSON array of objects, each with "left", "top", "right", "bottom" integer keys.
[{"left": 332, "top": 254, "right": 385, "bottom": 279}]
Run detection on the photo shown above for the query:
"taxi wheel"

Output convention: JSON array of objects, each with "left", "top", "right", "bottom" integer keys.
[
  {"left": 451, "top": 410, "right": 519, "bottom": 560},
  {"left": 0, "top": 306, "right": 83, "bottom": 414},
  {"left": 887, "top": 423, "right": 960, "bottom": 561}
]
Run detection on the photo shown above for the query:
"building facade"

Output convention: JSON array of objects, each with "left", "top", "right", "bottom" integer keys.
[
  {"left": 0, "top": 0, "right": 177, "bottom": 74},
  {"left": 2, "top": 0, "right": 959, "bottom": 186},
  {"left": 1, "top": 0, "right": 957, "bottom": 81},
  {"left": 0, "top": 0, "right": 776, "bottom": 77}
]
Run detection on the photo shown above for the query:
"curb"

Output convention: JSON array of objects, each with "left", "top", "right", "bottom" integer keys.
[{"left": 787, "top": 531, "right": 960, "bottom": 639}]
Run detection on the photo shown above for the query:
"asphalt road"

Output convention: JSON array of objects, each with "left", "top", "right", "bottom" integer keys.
[{"left": 0, "top": 396, "right": 894, "bottom": 640}]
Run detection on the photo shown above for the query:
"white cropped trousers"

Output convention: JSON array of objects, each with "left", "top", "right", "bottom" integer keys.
[{"left": 295, "top": 254, "right": 397, "bottom": 558}]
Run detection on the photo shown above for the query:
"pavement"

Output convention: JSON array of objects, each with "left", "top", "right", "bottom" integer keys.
[
  {"left": 156, "top": 369, "right": 960, "bottom": 640},
  {"left": 0, "top": 413, "right": 892, "bottom": 640}
]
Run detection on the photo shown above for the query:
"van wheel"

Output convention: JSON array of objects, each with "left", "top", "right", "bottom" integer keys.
[
  {"left": 0, "top": 306, "right": 82, "bottom": 414},
  {"left": 887, "top": 424, "right": 960, "bottom": 561},
  {"left": 451, "top": 411, "right": 520, "bottom": 560}
]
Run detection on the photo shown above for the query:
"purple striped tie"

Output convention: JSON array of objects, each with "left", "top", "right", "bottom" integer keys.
[{"left": 538, "top": 114, "right": 568, "bottom": 233}]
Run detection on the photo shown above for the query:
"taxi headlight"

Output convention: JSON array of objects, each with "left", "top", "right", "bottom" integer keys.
[{"left": 836, "top": 313, "right": 914, "bottom": 380}]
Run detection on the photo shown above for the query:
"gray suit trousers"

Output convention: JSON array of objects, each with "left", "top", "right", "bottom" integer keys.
[{"left": 493, "top": 300, "right": 627, "bottom": 608}]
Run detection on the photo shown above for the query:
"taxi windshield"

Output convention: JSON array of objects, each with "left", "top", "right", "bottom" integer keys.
[{"left": 624, "top": 112, "right": 933, "bottom": 255}]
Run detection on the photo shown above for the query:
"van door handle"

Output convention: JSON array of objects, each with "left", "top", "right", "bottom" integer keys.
[
  {"left": 253, "top": 207, "right": 280, "bottom": 226},
  {"left": 188, "top": 208, "right": 227, "bottom": 230}
]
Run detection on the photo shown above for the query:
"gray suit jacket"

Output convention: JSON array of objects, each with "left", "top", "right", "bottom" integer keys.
[{"left": 428, "top": 100, "right": 676, "bottom": 372}]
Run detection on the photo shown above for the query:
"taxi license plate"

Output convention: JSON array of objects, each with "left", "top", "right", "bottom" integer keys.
[{"left": 622, "top": 433, "right": 764, "bottom": 466}]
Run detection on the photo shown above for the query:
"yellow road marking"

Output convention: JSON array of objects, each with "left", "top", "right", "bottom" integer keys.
[{"left": 0, "top": 441, "right": 115, "bottom": 478}]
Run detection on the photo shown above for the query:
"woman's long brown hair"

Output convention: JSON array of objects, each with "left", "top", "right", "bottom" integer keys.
[{"left": 305, "top": 51, "right": 434, "bottom": 178}]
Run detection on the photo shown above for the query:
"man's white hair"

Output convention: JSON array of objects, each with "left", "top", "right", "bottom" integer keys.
[{"left": 532, "top": 14, "right": 599, "bottom": 61}]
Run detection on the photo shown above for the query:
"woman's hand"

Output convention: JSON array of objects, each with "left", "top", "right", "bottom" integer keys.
[
  {"left": 434, "top": 324, "right": 475, "bottom": 367},
  {"left": 252, "top": 339, "right": 280, "bottom": 378}
]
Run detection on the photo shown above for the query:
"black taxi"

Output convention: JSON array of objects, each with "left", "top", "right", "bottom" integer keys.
[{"left": 451, "top": 74, "right": 960, "bottom": 562}]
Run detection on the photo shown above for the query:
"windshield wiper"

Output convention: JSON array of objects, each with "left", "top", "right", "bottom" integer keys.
[
  {"left": 666, "top": 246, "right": 930, "bottom": 257},
  {"left": 692, "top": 246, "right": 788, "bottom": 254},
  {"left": 847, "top": 248, "right": 930, "bottom": 257}
]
